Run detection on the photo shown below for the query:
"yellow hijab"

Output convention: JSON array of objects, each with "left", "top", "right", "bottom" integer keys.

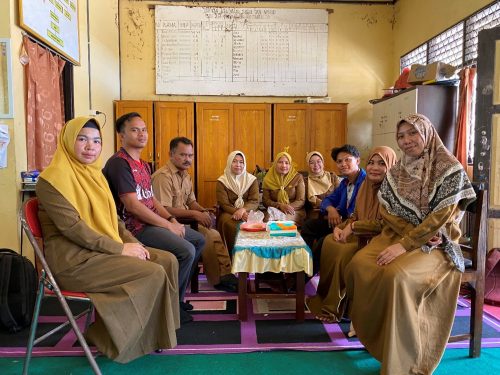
[
  {"left": 40, "top": 117, "right": 122, "bottom": 243},
  {"left": 262, "top": 150, "right": 298, "bottom": 204}
]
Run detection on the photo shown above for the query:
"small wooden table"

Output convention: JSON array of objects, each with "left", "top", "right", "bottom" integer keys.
[{"left": 231, "top": 228, "right": 313, "bottom": 322}]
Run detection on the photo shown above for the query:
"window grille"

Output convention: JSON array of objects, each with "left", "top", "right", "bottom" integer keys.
[
  {"left": 465, "top": 2, "right": 500, "bottom": 65},
  {"left": 428, "top": 23, "right": 463, "bottom": 67},
  {"left": 400, "top": 44, "right": 426, "bottom": 71},
  {"left": 400, "top": 1, "right": 500, "bottom": 70}
]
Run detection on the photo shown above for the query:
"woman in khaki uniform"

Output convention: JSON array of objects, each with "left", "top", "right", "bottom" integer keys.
[
  {"left": 345, "top": 114, "right": 476, "bottom": 374},
  {"left": 36, "top": 117, "right": 180, "bottom": 363},
  {"left": 305, "top": 151, "right": 340, "bottom": 210},
  {"left": 306, "top": 146, "right": 397, "bottom": 323},
  {"left": 216, "top": 151, "right": 259, "bottom": 253},
  {"left": 262, "top": 150, "right": 306, "bottom": 226}
]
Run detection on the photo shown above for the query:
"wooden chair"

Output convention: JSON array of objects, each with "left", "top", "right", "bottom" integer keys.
[
  {"left": 20, "top": 198, "right": 101, "bottom": 375},
  {"left": 448, "top": 188, "right": 487, "bottom": 357},
  {"left": 354, "top": 189, "right": 488, "bottom": 358}
]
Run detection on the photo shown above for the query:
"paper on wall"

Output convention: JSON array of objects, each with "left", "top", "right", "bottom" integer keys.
[{"left": 0, "top": 124, "right": 10, "bottom": 168}]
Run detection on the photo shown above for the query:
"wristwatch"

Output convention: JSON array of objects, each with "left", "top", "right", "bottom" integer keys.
[{"left": 167, "top": 216, "right": 176, "bottom": 222}]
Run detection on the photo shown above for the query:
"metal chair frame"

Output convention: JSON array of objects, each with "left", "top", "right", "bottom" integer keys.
[{"left": 21, "top": 197, "right": 102, "bottom": 375}]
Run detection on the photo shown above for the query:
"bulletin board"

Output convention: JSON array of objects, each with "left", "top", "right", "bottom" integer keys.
[
  {"left": 155, "top": 6, "right": 328, "bottom": 96},
  {"left": 19, "top": 0, "right": 80, "bottom": 65}
]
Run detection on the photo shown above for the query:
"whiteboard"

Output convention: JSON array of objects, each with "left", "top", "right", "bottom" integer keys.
[
  {"left": 155, "top": 6, "right": 328, "bottom": 96},
  {"left": 19, "top": 0, "right": 80, "bottom": 65}
]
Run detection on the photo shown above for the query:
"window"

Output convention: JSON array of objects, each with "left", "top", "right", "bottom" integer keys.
[
  {"left": 400, "top": 1, "right": 499, "bottom": 162},
  {"left": 401, "top": 1, "right": 500, "bottom": 70}
]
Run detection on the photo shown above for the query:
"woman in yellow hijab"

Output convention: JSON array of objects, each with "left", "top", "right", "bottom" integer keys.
[
  {"left": 36, "top": 117, "right": 180, "bottom": 363},
  {"left": 262, "top": 150, "right": 306, "bottom": 225}
]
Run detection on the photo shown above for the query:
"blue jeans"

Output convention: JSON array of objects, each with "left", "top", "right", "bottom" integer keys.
[{"left": 136, "top": 225, "right": 204, "bottom": 301}]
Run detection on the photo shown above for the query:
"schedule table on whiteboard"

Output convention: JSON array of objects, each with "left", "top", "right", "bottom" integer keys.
[{"left": 155, "top": 6, "right": 328, "bottom": 96}]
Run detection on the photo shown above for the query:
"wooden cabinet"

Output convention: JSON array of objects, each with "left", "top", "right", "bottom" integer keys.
[
  {"left": 372, "top": 85, "right": 458, "bottom": 153},
  {"left": 196, "top": 103, "right": 272, "bottom": 207},
  {"left": 274, "top": 103, "right": 347, "bottom": 172},
  {"left": 114, "top": 100, "right": 154, "bottom": 163},
  {"left": 154, "top": 102, "right": 195, "bottom": 182},
  {"left": 113, "top": 100, "right": 345, "bottom": 207}
]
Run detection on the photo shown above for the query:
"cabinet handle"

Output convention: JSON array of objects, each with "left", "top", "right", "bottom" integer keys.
[
  {"left": 210, "top": 115, "right": 220, "bottom": 121},
  {"left": 287, "top": 115, "right": 297, "bottom": 121}
]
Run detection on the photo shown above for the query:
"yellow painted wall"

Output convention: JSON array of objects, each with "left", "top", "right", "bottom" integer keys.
[
  {"left": 1, "top": 0, "right": 498, "bottom": 254},
  {"left": 0, "top": 0, "right": 120, "bottom": 258},
  {"left": 119, "top": 1, "right": 395, "bottom": 157}
]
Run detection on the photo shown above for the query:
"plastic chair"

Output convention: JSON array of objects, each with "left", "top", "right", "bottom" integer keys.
[{"left": 20, "top": 198, "right": 102, "bottom": 375}]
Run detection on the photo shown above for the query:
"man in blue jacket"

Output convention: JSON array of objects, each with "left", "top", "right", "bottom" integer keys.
[{"left": 301, "top": 144, "right": 366, "bottom": 275}]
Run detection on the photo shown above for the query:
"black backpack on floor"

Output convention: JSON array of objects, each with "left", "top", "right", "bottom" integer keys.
[{"left": 0, "top": 249, "right": 37, "bottom": 333}]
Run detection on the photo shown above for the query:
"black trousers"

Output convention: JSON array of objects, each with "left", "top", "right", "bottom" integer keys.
[{"left": 301, "top": 218, "right": 332, "bottom": 276}]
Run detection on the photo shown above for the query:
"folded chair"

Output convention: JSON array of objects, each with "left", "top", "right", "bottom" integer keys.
[
  {"left": 21, "top": 198, "right": 102, "bottom": 375},
  {"left": 354, "top": 189, "right": 488, "bottom": 358}
]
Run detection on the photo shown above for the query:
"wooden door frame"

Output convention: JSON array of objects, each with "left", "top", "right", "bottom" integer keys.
[{"left": 474, "top": 26, "right": 500, "bottom": 219}]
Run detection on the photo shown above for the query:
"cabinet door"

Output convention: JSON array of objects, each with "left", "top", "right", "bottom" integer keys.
[
  {"left": 115, "top": 100, "right": 154, "bottom": 163},
  {"left": 196, "top": 103, "right": 234, "bottom": 207},
  {"left": 154, "top": 102, "right": 194, "bottom": 182},
  {"left": 114, "top": 101, "right": 154, "bottom": 163},
  {"left": 273, "top": 104, "right": 310, "bottom": 171},
  {"left": 233, "top": 103, "right": 272, "bottom": 172},
  {"left": 310, "top": 104, "right": 347, "bottom": 174},
  {"left": 393, "top": 89, "right": 417, "bottom": 127}
]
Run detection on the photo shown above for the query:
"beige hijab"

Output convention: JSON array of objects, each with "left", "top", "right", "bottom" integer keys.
[
  {"left": 217, "top": 151, "right": 256, "bottom": 208},
  {"left": 353, "top": 146, "right": 397, "bottom": 221},
  {"left": 306, "top": 151, "right": 334, "bottom": 202}
]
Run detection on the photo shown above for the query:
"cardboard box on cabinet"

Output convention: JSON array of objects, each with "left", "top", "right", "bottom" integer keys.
[{"left": 407, "top": 62, "right": 456, "bottom": 84}]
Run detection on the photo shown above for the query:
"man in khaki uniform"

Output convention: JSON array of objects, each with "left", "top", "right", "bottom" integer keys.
[{"left": 152, "top": 137, "right": 238, "bottom": 292}]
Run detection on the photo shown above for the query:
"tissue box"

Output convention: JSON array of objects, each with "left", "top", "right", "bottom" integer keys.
[
  {"left": 407, "top": 62, "right": 456, "bottom": 84},
  {"left": 267, "top": 221, "right": 297, "bottom": 237}
]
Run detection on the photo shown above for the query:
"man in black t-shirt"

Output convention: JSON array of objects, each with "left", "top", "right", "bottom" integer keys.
[{"left": 103, "top": 112, "right": 204, "bottom": 324}]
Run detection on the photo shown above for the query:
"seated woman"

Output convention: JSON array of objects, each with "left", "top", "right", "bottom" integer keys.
[
  {"left": 216, "top": 150, "right": 259, "bottom": 252},
  {"left": 306, "top": 146, "right": 397, "bottom": 323},
  {"left": 345, "top": 114, "right": 476, "bottom": 374},
  {"left": 36, "top": 117, "right": 180, "bottom": 363},
  {"left": 262, "top": 150, "right": 306, "bottom": 226},
  {"left": 305, "top": 151, "right": 340, "bottom": 219}
]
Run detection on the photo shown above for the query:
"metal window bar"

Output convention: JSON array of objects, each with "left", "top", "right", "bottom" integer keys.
[
  {"left": 428, "top": 22, "right": 464, "bottom": 67},
  {"left": 400, "top": 1, "right": 500, "bottom": 71}
]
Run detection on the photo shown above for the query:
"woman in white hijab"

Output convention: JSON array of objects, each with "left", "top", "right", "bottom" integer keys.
[{"left": 216, "top": 151, "right": 260, "bottom": 252}]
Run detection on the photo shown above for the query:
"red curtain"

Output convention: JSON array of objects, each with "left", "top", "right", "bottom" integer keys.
[
  {"left": 22, "top": 36, "right": 66, "bottom": 171},
  {"left": 454, "top": 67, "right": 476, "bottom": 169}
]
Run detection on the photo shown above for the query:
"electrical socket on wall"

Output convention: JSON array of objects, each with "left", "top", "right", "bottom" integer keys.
[{"left": 89, "top": 109, "right": 103, "bottom": 116}]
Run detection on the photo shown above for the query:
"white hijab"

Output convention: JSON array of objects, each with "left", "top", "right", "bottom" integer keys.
[{"left": 217, "top": 150, "right": 257, "bottom": 208}]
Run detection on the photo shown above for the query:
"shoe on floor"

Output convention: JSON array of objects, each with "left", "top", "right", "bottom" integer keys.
[
  {"left": 219, "top": 273, "right": 238, "bottom": 285},
  {"left": 214, "top": 275, "right": 238, "bottom": 293},
  {"left": 180, "top": 308, "right": 193, "bottom": 324},
  {"left": 180, "top": 301, "right": 193, "bottom": 311}
]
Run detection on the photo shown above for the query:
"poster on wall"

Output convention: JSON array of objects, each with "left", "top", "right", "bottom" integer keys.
[
  {"left": 155, "top": 6, "right": 328, "bottom": 96},
  {"left": 19, "top": 0, "right": 80, "bottom": 65}
]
